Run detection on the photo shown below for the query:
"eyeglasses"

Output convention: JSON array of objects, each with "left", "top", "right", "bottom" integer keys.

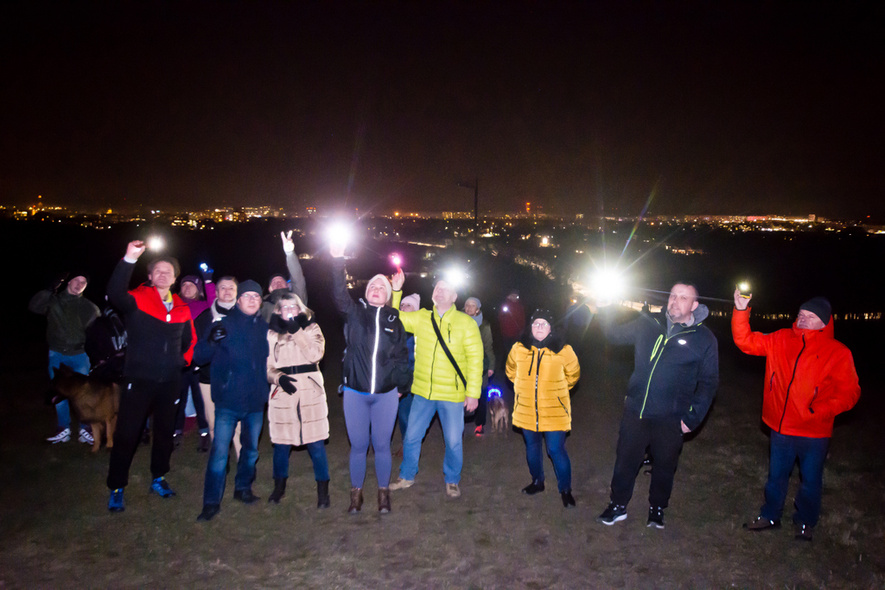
[
  {"left": 532, "top": 320, "right": 549, "bottom": 327},
  {"left": 240, "top": 293, "right": 262, "bottom": 301}
]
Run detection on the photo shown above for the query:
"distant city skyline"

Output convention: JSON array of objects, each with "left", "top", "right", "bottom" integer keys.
[{"left": 3, "top": 3, "right": 883, "bottom": 220}]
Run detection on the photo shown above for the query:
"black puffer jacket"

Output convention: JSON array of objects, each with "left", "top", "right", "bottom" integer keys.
[{"left": 331, "top": 258, "right": 411, "bottom": 393}]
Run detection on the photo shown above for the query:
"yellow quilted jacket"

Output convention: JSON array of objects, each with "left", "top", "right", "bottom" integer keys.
[
  {"left": 506, "top": 340, "right": 580, "bottom": 432},
  {"left": 393, "top": 292, "right": 483, "bottom": 402}
]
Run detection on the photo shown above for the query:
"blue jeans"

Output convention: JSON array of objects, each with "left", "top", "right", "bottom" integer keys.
[
  {"left": 761, "top": 431, "right": 830, "bottom": 527},
  {"left": 48, "top": 350, "right": 91, "bottom": 429},
  {"left": 399, "top": 395, "right": 465, "bottom": 484},
  {"left": 203, "top": 408, "right": 263, "bottom": 506},
  {"left": 523, "top": 430, "right": 571, "bottom": 492},
  {"left": 273, "top": 442, "right": 329, "bottom": 481}
]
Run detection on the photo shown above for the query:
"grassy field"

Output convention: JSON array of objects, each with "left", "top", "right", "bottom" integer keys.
[{"left": 1, "top": 317, "right": 883, "bottom": 589}]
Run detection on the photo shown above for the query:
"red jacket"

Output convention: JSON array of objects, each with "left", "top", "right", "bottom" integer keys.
[{"left": 732, "top": 307, "right": 860, "bottom": 438}]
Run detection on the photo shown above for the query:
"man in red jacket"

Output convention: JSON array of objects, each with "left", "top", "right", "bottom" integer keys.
[{"left": 732, "top": 291, "right": 860, "bottom": 541}]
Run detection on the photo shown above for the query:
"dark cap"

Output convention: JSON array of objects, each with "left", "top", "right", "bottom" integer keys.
[
  {"left": 238, "top": 279, "right": 263, "bottom": 298},
  {"left": 799, "top": 297, "right": 831, "bottom": 326},
  {"left": 531, "top": 308, "right": 555, "bottom": 326}
]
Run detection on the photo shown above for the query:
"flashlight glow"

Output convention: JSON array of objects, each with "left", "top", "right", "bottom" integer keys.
[
  {"left": 327, "top": 221, "right": 353, "bottom": 251},
  {"left": 442, "top": 267, "right": 467, "bottom": 289},
  {"left": 390, "top": 253, "right": 402, "bottom": 267},
  {"left": 147, "top": 236, "right": 165, "bottom": 251},
  {"left": 738, "top": 281, "right": 752, "bottom": 297},
  {"left": 591, "top": 269, "right": 625, "bottom": 300}
]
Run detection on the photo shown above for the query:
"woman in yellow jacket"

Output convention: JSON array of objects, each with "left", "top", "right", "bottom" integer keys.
[{"left": 506, "top": 309, "right": 580, "bottom": 507}]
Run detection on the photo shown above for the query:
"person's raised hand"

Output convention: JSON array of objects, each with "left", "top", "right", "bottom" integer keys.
[
  {"left": 734, "top": 288, "right": 751, "bottom": 310},
  {"left": 281, "top": 231, "right": 295, "bottom": 254},
  {"left": 126, "top": 240, "right": 146, "bottom": 260},
  {"left": 391, "top": 268, "right": 405, "bottom": 291}
]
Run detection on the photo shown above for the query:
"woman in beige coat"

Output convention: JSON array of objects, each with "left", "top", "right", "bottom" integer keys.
[{"left": 266, "top": 293, "right": 330, "bottom": 508}]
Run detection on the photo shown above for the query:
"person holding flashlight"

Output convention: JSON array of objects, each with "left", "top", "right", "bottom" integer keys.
[
  {"left": 733, "top": 291, "right": 860, "bottom": 541},
  {"left": 389, "top": 270, "right": 484, "bottom": 499},
  {"left": 105, "top": 241, "right": 196, "bottom": 512},
  {"left": 260, "top": 231, "right": 307, "bottom": 322},
  {"left": 596, "top": 283, "right": 719, "bottom": 529},
  {"left": 330, "top": 242, "right": 411, "bottom": 514}
]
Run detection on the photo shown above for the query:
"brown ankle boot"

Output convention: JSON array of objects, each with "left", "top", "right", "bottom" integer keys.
[
  {"left": 378, "top": 487, "right": 391, "bottom": 513},
  {"left": 348, "top": 487, "right": 363, "bottom": 514}
]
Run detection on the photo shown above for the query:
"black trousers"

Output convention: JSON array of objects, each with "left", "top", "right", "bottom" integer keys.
[
  {"left": 107, "top": 377, "right": 180, "bottom": 490},
  {"left": 175, "top": 367, "right": 208, "bottom": 431},
  {"left": 609, "top": 410, "right": 683, "bottom": 509}
]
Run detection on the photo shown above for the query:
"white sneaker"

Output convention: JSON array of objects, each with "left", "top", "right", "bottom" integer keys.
[
  {"left": 389, "top": 478, "right": 415, "bottom": 490},
  {"left": 78, "top": 428, "right": 94, "bottom": 445},
  {"left": 47, "top": 428, "right": 71, "bottom": 444},
  {"left": 446, "top": 483, "right": 461, "bottom": 498}
]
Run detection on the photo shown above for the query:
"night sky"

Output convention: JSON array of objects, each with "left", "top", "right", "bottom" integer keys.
[{"left": 2, "top": 2, "right": 883, "bottom": 219}]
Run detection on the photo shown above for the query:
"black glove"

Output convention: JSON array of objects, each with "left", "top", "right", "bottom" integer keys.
[
  {"left": 295, "top": 313, "right": 310, "bottom": 329},
  {"left": 209, "top": 323, "right": 227, "bottom": 343},
  {"left": 200, "top": 265, "right": 214, "bottom": 283},
  {"left": 279, "top": 375, "right": 297, "bottom": 394}
]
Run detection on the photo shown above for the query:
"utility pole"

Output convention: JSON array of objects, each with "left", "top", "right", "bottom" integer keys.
[{"left": 458, "top": 177, "right": 479, "bottom": 235}]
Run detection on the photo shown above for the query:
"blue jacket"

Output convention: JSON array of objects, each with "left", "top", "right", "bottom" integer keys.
[
  {"left": 194, "top": 306, "right": 269, "bottom": 413},
  {"left": 603, "top": 305, "right": 719, "bottom": 431}
]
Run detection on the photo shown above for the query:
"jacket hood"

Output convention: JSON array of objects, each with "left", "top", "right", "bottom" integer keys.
[
  {"left": 518, "top": 325, "right": 566, "bottom": 354},
  {"left": 691, "top": 303, "right": 710, "bottom": 324}
]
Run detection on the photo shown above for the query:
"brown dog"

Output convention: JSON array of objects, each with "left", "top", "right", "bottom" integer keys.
[
  {"left": 489, "top": 394, "right": 510, "bottom": 434},
  {"left": 51, "top": 364, "right": 120, "bottom": 452}
]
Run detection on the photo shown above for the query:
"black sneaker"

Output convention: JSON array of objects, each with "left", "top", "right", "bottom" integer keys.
[
  {"left": 743, "top": 516, "right": 781, "bottom": 531},
  {"left": 597, "top": 503, "right": 628, "bottom": 525},
  {"left": 794, "top": 523, "right": 813, "bottom": 542},
  {"left": 522, "top": 480, "right": 545, "bottom": 495},
  {"left": 233, "top": 489, "right": 260, "bottom": 504},
  {"left": 197, "top": 504, "right": 220, "bottom": 521},
  {"left": 647, "top": 506, "right": 665, "bottom": 529}
]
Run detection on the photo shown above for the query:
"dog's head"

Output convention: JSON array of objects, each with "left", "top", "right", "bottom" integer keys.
[{"left": 50, "top": 363, "right": 89, "bottom": 404}]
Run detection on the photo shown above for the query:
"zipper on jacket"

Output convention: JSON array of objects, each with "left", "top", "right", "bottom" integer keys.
[
  {"left": 532, "top": 348, "right": 545, "bottom": 430},
  {"left": 778, "top": 334, "right": 806, "bottom": 432},
  {"left": 640, "top": 328, "right": 697, "bottom": 418},
  {"left": 370, "top": 306, "right": 381, "bottom": 393}
]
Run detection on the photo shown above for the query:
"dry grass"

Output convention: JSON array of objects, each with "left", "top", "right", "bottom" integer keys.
[{"left": 2, "top": 327, "right": 884, "bottom": 589}]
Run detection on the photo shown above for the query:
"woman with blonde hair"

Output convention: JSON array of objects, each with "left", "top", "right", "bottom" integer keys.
[{"left": 266, "top": 292, "right": 331, "bottom": 508}]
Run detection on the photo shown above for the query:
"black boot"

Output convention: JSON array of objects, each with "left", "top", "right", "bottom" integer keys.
[
  {"left": 317, "top": 480, "right": 330, "bottom": 509},
  {"left": 268, "top": 477, "right": 287, "bottom": 504},
  {"left": 522, "top": 479, "right": 545, "bottom": 495}
]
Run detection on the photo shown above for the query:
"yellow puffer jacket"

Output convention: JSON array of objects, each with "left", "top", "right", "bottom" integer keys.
[
  {"left": 394, "top": 293, "right": 483, "bottom": 402},
  {"left": 506, "top": 340, "right": 580, "bottom": 432}
]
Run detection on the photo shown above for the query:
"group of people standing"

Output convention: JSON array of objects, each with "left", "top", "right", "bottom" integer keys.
[{"left": 31, "top": 237, "right": 861, "bottom": 541}]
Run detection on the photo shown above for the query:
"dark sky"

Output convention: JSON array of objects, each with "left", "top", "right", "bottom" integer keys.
[{"left": 2, "top": 1, "right": 883, "bottom": 219}]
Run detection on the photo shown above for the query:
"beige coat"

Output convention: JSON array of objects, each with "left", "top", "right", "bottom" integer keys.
[{"left": 266, "top": 322, "right": 329, "bottom": 446}]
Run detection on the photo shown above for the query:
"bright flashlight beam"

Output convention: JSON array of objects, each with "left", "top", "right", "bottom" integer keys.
[
  {"left": 327, "top": 222, "right": 353, "bottom": 250},
  {"left": 591, "top": 269, "right": 625, "bottom": 300},
  {"left": 442, "top": 267, "right": 467, "bottom": 289},
  {"left": 147, "top": 236, "right": 165, "bottom": 251},
  {"left": 390, "top": 254, "right": 402, "bottom": 267}
]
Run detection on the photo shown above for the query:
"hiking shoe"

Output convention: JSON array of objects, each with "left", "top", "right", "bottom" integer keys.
[
  {"left": 522, "top": 480, "right": 545, "bottom": 495},
  {"left": 389, "top": 477, "right": 415, "bottom": 490},
  {"left": 561, "top": 491, "right": 576, "bottom": 508},
  {"left": 47, "top": 428, "right": 71, "bottom": 444},
  {"left": 794, "top": 523, "right": 813, "bottom": 542},
  {"left": 196, "top": 504, "right": 220, "bottom": 521},
  {"left": 446, "top": 483, "right": 461, "bottom": 498},
  {"left": 597, "top": 503, "right": 628, "bottom": 525},
  {"left": 474, "top": 425, "right": 484, "bottom": 437},
  {"left": 233, "top": 489, "right": 260, "bottom": 504},
  {"left": 78, "top": 428, "right": 94, "bottom": 445},
  {"left": 149, "top": 476, "right": 176, "bottom": 498},
  {"left": 647, "top": 506, "right": 665, "bottom": 529},
  {"left": 743, "top": 516, "right": 781, "bottom": 531},
  {"left": 108, "top": 488, "right": 125, "bottom": 512},
  {"left": 197, "top": 432, "right": 210, "bottom": 453}
]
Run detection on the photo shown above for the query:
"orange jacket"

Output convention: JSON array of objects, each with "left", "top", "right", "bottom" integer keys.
[{"left": 732, "top": 307, "right": 860, "bottom": 438}]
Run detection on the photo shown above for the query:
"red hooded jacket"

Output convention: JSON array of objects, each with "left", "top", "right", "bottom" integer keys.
[{"left": 732, "top": 307, "right": 860, "bottom": 438}]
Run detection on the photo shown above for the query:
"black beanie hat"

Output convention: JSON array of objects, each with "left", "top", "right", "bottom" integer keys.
[
  {"left": 238, "top": 279, "right": 263, "bottom": 299},
  {"left": 799, "top": 297, "right": 831, "bottom": 326},
  {"left": 531, "top": 308, "right": 555, "bottom": 326}
]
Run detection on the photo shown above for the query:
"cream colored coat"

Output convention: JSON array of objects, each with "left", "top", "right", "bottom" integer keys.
[{"left": 266, "top": 322, "right": 329, "bottom": 446}]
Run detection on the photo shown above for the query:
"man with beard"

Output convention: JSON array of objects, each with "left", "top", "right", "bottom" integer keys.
[{"left": 596, "top": 283, "right": 719, "bottom": 529}]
